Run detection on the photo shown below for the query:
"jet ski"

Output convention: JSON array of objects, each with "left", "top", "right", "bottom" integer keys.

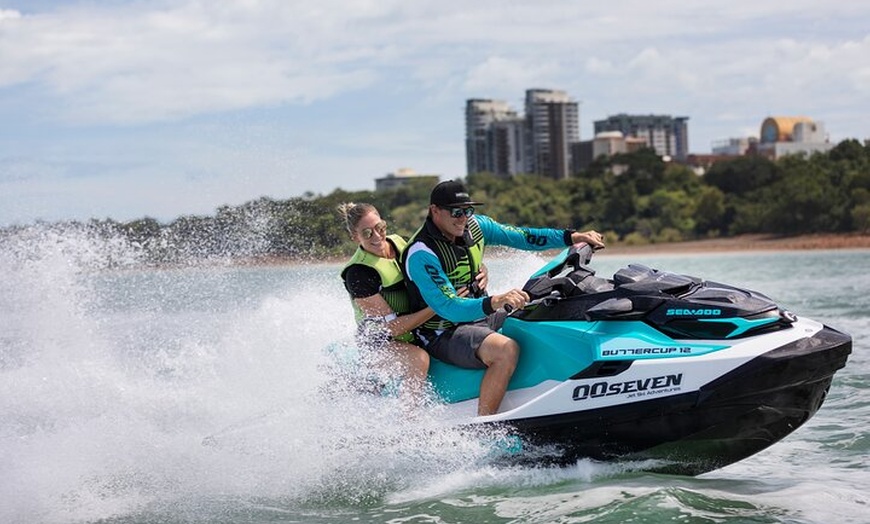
[{"left": 427, "top": 243, "right": 852, "bottom": 475}]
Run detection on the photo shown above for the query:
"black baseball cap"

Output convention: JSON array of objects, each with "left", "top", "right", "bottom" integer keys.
[{"left": 429, "top": 180, "right": 485, "bottom": 207}]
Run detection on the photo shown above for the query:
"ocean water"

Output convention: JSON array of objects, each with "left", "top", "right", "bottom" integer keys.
[{"left": 1, "top": 228, "right": 867, "bottom": 524}]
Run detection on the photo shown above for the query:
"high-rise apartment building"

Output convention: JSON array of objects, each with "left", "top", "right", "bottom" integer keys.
[
  {"left": 489, "top": 117, "right": 526, "bottom": 176},
  {"left": 465, "top": 90, "right": 580, "bottom": 179},
  {"left": 465, "top": 99, "right": 520, "bottom": 176},
  {"left": 593, "top": 114, "right": 689, "bottom": 161},
  {"left": 524, "top": 89, "right": 580, "bottom": 179}
]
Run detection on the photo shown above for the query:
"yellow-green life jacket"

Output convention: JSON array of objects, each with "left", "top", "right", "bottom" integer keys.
[
  {"left": 340, "top": 235, "right": 414, "bottom": 343},
  {"left": 404, "top": 217, "right": 485, "bottom": 333}
]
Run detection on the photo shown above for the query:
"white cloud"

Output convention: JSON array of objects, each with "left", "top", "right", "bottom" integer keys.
[
  {"left": 3, "top": 1, "right": 869, "bottom": 125},
  {"left": 584, "top": 57, "right": 616, "bottom": 75},
  {"left": 0, "top": 1, "right": 398, "bottom": 123},
  {"left": 463, "top": 56, "right": 558, "bottom": 95},
  {"left": 0, "top": 8, "right": 20, "bottom": 21},
  {"left": 1, "top": 0, "right": 869, "bottom": 224}
]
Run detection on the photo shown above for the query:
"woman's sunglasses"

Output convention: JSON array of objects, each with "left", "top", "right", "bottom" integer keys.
[
  {"left": 359, "top": 221, "right": 387, "bottom": 240},
  {"left": 441, "top": 206, "right": 475, "bottom": 218}
]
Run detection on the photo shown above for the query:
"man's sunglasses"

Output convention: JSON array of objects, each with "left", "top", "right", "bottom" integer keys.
[
  {"left": 441, "top": 206, "right": 475, "bottom": 218},
  {"left": 359, "top": 221, "right": 387, "bottom": 239}
]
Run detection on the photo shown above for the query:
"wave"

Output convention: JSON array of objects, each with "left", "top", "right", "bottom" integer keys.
[{"left": 1, "top": 225, "right": 867, "bottom": 524}]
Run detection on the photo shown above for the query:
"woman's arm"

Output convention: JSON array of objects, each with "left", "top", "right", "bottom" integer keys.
[{"left": 354, "top": 293, "right": 435, "bottom": 338}]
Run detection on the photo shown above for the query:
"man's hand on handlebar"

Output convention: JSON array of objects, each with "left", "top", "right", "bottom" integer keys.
[
  {"left": 491, "top": 289, "right": 530, "bottom": 312},
  {"left": 571, "top": 230, "right": 606, "bottom": 249}
]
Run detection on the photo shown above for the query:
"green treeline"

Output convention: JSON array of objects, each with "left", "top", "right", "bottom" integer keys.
[{"left": 7, "top": 140, "right": 869, "bottom": 265}]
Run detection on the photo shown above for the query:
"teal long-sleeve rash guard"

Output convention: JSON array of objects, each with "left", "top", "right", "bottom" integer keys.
[{"left": 403, "top": 214, "right": 574, "bottom": 324}]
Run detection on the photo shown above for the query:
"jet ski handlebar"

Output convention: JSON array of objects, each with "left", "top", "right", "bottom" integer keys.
[
  {"left": 520, "top": 242, "right": 603, "bottom": 302},
  {"left": 504, "top": 293, "right": 559, "bottom": 314},
  {"left": 565, "top": 242, "right": 595, "bottom": 270}
]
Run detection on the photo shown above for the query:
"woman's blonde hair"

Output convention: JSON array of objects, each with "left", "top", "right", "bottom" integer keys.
[{"left": 337, "top": 202, "right": 377, "bottom": 235}]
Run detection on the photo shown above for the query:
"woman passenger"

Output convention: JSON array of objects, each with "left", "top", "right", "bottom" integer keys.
[{"left": 338, "top": 203, "right": 435, "bottom": 403}]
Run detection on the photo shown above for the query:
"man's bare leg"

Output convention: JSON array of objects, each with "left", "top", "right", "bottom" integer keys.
[{"left": 476, "top": 333, "right": 520, "bottom": 416}]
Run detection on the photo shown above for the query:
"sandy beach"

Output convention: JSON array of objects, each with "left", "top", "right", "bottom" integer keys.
[{"left": 601, "top": 233, "right": 870, "bottom": 255}]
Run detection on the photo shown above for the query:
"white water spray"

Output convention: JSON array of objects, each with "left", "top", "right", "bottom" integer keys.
[{"left": 1, "top": 227, "right": 604, "bottom": 523}]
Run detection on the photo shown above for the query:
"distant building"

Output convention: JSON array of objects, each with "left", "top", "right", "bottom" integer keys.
[
  {"left": 465, "top": 90, "right": 579, "bottom": 179},
  {"left": 572, "top": 131, "right": 647, "bottom": 172},
  {"left": 465, "top": 99, "right": 521, "bottom": 177},
  {"left": 489, "top": 117, "right": 526, "bottom": 177},
  {"left": 570, "top": 141, "right": 593, "bottom": 174},
  {"left": 524, "top": 89, "right": 580, "bottom": 179},
  {"left": 593, "top": 131, "right": 647, "bottom": 158},
  {"left": 711, "top": 137, "right": 757, "bottom": 156},
  {"left": 593, "top": 114, "right": 689, "bottom": 161},
  {"left": 375, "top": 168, "right": 439, "bottom": 192},
  {"left": 757, "top": 116, "right": 834, "bottom": 159}
]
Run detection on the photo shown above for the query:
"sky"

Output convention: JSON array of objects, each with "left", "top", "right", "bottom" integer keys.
[{"left": 1, "top": 1, "right": 868, "bottom": 226}]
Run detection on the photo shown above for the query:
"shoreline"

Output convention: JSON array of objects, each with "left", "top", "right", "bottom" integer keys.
[
  {"left": 231, "top": 233, "right": 870, "bottom": 268},
  {"left": 598, "top": 233, "right": 870, "bottom": 255}
]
